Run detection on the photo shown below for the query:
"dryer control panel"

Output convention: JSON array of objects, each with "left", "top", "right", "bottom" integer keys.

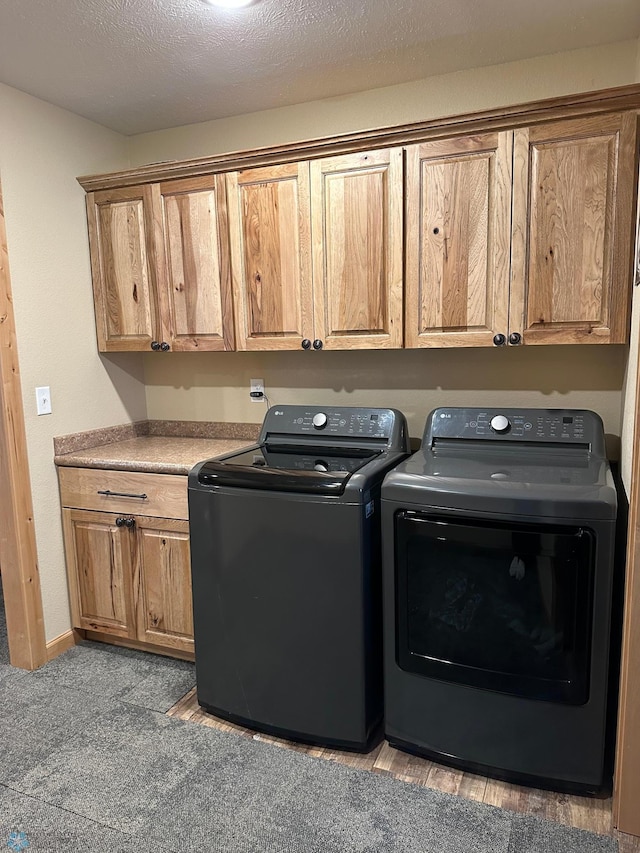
[{"left": 425, "top": 407, "right": 605, "bottom": 456}]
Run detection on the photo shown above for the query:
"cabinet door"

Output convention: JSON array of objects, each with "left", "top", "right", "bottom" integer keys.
[
  {"left": 133, "top": 517, "right": 193, "bottom": 653},
  {"left": 62, "top": 508, "right": 135, "bottom": 638},
  {"left": 86, "top": 186, "right": 163, "bottom": 351},
  {"left": 405, "top": 133, "right": 513, "bottom": 347},
  {"left": 227, "top": 163, "right": 313, "bottom": 350},
  {"left": 155, "top": 176, "right": 235, "bottom": 351},
  {"left": 310, "top": 149, "right": 404, "bottom": 349},
  {"left": 510, "top": 113, "right": 638, "bottom": 344}
]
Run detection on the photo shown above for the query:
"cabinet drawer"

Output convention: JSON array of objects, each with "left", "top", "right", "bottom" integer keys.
[{"left": 58, "top": 467, "right": 188, "bottom": 519}]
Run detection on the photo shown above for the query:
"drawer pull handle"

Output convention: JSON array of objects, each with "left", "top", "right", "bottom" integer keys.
[{"left": 97, "top": 489, "right": 148, "bottom": 500}]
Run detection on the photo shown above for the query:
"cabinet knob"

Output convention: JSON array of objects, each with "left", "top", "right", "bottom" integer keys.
[
  {"left": 312, "top": 339, "right": 323, "bottom": 350},
  {"left": 160, "top": 342, "right": 170, "bottom": 351},
  {"left": 115, "top": 517, "right": 125, "bottom": 527},
  {"left": 150, "top": 341, "right": 161, "bottom": 351},
  {"left": 301, "top": 339, "right": 311, "bottom": 350},
  {"left": 124, "top": 517, "right": 136, "bottom": 529},
  {"left": 493, "top": 334, "right": 506, "bottom": 346},
  {"left": 509, "top": 332, "right": 522, "bottom": 346}
]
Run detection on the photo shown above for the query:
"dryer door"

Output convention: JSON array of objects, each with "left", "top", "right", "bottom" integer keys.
[{"left": 394, "top": 511, "right": 595, "bottom": 704}]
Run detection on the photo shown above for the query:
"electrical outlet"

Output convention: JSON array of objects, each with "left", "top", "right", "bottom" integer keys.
[
  {"left": 35, "top": 386, "right": 52, "bottom": 415},
  {"left": 250, "top": 378, "right": 265, "bottom": 402}
]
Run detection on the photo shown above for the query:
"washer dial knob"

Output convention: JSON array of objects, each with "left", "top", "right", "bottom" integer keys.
[
  {"left": 312, "top": 412, "right": 328, "bottom": 429},
  {"left": 490, "top": 414, "right": 511, "bottom": 434}
]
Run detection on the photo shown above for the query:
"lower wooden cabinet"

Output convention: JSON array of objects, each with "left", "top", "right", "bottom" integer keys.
[{"left": 59, "top": 468, "right": 194, "bottom": 657}]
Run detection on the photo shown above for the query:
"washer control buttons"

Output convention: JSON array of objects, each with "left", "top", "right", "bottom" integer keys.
[
  {"left": 490, "top": 414, "right": 511, "bottom": 434},
  {"left": 312, "top": 412, "right": 328, "bottom": 429}
]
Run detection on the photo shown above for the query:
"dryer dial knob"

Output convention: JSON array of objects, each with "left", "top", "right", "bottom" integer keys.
[
  {"left": 490, "top": 414, "right": 511, "bottom": 434},
  {"left": 312, "top": 412, "right": 328, "bottom": 429}
]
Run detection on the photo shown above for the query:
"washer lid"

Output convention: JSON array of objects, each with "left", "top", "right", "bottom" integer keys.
[{"left": 196, "top": 443, "right": 381, "bottom": 495}]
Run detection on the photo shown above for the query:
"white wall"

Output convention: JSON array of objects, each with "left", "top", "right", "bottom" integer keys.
[
  {"left": 144, "top": 347, "right": 627, "bottom": 451},
  {"left": 129, "top": 40, "right": 639, "bottom": 164},
  {"left": 0, "top": 83, "right": 138, "bottom": 642}
]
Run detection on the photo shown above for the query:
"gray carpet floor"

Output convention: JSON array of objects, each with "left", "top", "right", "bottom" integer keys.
[{"left": 0, "top": 585, "right": 620, "bottom": 852}]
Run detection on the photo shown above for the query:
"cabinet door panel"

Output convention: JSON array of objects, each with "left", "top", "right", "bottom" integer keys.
[
  {"left": 311, "top": 149, "right": 403, "bottom": 349},
  {"left": 133, "top": 517, "right": 193, "bottom": 653},
  {"left": 405, "top": 133, "right": 512, "bottom": 347},
  {"left": 510, "top": 113, "right": 638, "bottom": 344},
  {"left": 62, "top": 509, "right": 134, "bottom": 638},
  {"left": 228, "top": 164, "right": 313, "bottom": 350},
  {"left": 87, "top": 186, "right": 161, "bottom": 351},
  {"left": 157, "top": 177, "right": 234, "bottom": 351}
]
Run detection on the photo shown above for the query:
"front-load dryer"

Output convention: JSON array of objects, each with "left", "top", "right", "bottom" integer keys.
[{"left": 381, "top": 407, "right": 618, "bottom": 793}]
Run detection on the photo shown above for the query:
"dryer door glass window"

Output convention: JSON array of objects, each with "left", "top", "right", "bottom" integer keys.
[{"left": 395, "top": 512, "right": 595, "bottom": 704}]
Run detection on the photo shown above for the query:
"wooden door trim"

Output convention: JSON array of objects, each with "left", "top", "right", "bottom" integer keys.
[
  {"left": 0, "top": 176, "right": 46, "bottom": 669},
  {"left": 614, "top": 202, "right": 640, "bottom": 835}
]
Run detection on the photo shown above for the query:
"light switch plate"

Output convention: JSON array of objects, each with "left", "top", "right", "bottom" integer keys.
[{"left": 35, "top": 386, "right": 52, "bottom": 415}]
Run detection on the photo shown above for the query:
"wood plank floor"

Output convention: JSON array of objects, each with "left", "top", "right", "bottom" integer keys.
[{"left": 168, "top": 688, "right": 640, "bottom": 851}]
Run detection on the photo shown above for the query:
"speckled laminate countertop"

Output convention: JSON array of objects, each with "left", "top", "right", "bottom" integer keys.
[{"left": 54, "top": 420, "right": 261, "bottom": 475}]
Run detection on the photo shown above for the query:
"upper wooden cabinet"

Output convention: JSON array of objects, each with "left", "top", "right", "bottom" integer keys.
[
  {"left": 156, "top": 176, "right": 234, "bottom": 351},
  {"left": 405, "top": 113, "right": 638, "bottom": 348},
  {"left": 82, "top": 90, "right": 640, "bottom": 353},
  {"left": 86, "top": 175, "right": 234, "bottom": 352},
  {"left": 310, "top": 150, "right": 403, "bottom": 349},
  {"left": 227, "top": 163, "right": 313, "bottom": 350},
  {"left": 405, "top": 132, "right": 513, "bottom": 348},
  {"left": 228, "top": 149, "right": 404, "bottom": 351},
  {"left": 510, "top": 113, "right": 638, "bottom": 345},
  {"left": 87, "top": 185, "right": 162, "bottom": 351}
]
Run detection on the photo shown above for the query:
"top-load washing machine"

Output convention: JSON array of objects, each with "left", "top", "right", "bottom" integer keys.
[
  {"left": 189, "top": 404, "right": 409, "bottom": 751},
  {"left": 381, "top": 407, "right": 619, "bottom": 793}
]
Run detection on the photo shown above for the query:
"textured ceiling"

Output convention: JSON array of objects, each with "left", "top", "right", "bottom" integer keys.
[{"left": 0, "top": 0, "right": 638, "bottom": 135}]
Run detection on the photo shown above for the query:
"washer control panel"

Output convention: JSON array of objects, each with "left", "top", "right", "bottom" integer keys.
[
  {"left": 426, "top": 407, "right": 601, "bottom": 448},
  {"left": 260, "top": 405, "right": 408, "bottom": 448}
]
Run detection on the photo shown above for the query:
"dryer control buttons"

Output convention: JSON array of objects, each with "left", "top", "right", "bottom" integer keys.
[
  {"left": 490, "top": 414, "right": 511, "bottom": 433},
  {"left": 312, "top": 412, "right": 328, "bottom": 429}
]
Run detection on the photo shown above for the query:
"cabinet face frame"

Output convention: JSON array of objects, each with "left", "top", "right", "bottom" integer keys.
[
  {"left": 227, "top": 162, "right": 314, "bottom": 351},
  {"left": 310, "top": 148, "right": 404, "bottom": 350},
  {"left": 404, "top": 132, "right": 513, "bottom": 348},
  {"left": 510, "top": 112, "right": 639, "bottom": 345},
  {"left": 86, "top": 185, "right": 164, "bottom": 352},
  {"left": 154, "top": 176, "right": 235, "bottom": 352}
]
